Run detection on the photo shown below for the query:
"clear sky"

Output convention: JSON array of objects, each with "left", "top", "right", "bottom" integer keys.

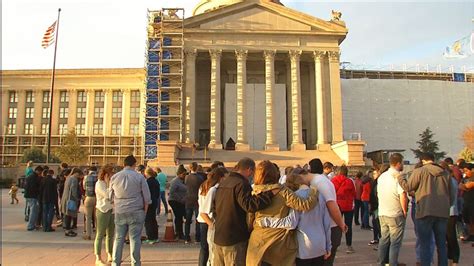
[{"left": 2, "top": 0, "right": 473, "bottom": 72}]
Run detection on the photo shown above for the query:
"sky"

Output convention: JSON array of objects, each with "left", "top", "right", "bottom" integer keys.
[{"left": 2, "top": 0, "right": 474, "bottom": 72}]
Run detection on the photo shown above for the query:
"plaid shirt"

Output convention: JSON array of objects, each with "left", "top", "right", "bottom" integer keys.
[{"left": 83, "top": 171, "right": 98, "bottom": 197}]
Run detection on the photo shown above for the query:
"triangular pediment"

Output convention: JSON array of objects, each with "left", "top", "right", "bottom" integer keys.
[{"left": 185, "top": 1, "right": 347, "bottom": 34}]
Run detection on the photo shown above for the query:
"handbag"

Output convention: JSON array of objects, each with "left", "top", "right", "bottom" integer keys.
[{"left": 66, "top": 181, "right": 77, "bottom": 212}]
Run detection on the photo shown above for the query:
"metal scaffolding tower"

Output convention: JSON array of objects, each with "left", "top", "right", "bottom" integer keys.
[{"left": 144, "top": 8, "right": 184, "bottom": 160}]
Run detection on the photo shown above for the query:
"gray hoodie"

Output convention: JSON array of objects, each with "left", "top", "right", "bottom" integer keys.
[{"left": 397, "top": 163, "right": 455, "bottom": 219}]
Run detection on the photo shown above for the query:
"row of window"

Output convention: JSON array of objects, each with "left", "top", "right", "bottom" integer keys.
[
  {"left": 8, "top": 90, "right": 141, "bottom": 103},
  {"left": 6, "top": 123, "right": 139, "bottom": 135},
  {"left": 8, "top": 106, "right": 141, "bottom": 119}
]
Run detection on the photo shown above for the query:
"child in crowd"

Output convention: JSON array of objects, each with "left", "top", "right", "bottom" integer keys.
[{"left": 9, "top": 183, "right": 19, "bottom": 204}]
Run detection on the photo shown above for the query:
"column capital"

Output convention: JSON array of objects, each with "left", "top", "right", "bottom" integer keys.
[
  {"left": 313, "top": 51, "right": 327, "bottom": 60},
  {"left": 235, "top": 49, "right": 248, "bottom": 61},
  {"left": 67, "top": 88, "right": 77, "bottom": 94},
  {"left": 85, "top": 88, "right": 95, "bottom": 93},
  {"left": 185, "top": 49, "right": 198, "bottom": 59},
  {"left": 263, "top": 50, "right": 276, "bottom": 60},
  {"left": 328, "top": 51, "right": 341, "bottom": 62},
  {"left": 289, "top": 50, "right": 302, "bottom": 62},
  {"left": 120, "top": 88, "right": 131, "bottom": 94},
  {"left": 104, "top": 88, "right": 113, "bottom": 95},
  {"left": 209, "top": 49, "right": 222, "bottom": 60}
]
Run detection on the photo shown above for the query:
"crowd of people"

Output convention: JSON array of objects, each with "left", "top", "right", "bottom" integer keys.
[{"left": 18, "top": 152, "right": 474, "bottom": 266}]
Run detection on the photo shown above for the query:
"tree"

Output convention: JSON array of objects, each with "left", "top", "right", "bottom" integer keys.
[
  {"left": 411, "top": 127, "right": 446, "bottom": 161},
  {"left": 54, "top": 129, "right": 89, "bottom": 165},
  {"left": 461, "top": 126, "right": 474, "bottom": 150},
  {"left": 22, "top": 147, "right": 46, "bottom": 163},
  {"left": 459, "top": 147, "right": 473, "bottom": 162}
]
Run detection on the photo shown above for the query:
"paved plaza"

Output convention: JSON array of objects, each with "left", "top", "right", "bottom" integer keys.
[{"left": 1, "top": 189, "right": 473, "bottom": 265}]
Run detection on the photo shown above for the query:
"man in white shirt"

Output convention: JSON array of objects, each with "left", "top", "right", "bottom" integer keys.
[
  {"left": 308, "top": 159, "right": 347, "bottom": 266},
  {"left": 377, "top": 153, "right": 408, "bottom": 266}
]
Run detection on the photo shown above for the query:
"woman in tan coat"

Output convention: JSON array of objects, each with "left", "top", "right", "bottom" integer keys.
[{"left": 247, "top": 161, "right": 318, "bottom": 266}]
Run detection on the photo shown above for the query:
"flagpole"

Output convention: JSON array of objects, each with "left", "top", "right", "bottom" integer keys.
[{"left": 46, "top": 8, "right": 61, "bottom": 164}]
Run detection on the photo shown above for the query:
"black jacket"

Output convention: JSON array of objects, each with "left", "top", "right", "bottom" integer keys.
[
  {"left": 24, "top": 172, "right": 40, "bottom": 199},
  {"left": 184, "top": 173, "right": 204, "bottom": 208},
  {"left": 41, "top": 175, "right": 58, "bottom": 204},
  {"left": 146, "top": 177, "right": 160, "bottom": 207},
  {"left": 214, "top": 172, "right": 273, "bottom": 246}
]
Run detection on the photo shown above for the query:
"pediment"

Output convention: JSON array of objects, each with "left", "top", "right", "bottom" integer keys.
[{"left": 185, "top": 1, "right": 347, "bottom": 33}]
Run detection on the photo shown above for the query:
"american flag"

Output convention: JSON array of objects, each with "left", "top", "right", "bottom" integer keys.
[{"left": 41, "top": 21, "right": 57, "bottom": 49}]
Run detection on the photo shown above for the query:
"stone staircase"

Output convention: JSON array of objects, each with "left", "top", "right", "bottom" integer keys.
[{"left": 176, "top": 146, "right": 345, "bottom": 168}]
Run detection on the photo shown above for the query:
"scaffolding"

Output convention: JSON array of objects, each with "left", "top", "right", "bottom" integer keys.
[{"left": 144, "top": 8, "right": 185, "bottom": 160}]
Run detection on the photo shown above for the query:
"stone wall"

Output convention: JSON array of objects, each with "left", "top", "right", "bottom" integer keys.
[{"left": 342, "top": 78, "right": 474, "bottom": 163}]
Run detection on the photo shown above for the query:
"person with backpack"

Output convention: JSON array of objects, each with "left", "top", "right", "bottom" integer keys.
[{"left": 331, "top": 165, "right": 356, "bottom": 254}]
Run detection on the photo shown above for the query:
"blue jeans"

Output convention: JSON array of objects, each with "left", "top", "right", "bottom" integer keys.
[
  {"left": 112, "top": 210, "right": 146, "bottom": 266},
  {"left": 42, "top": 203, "right": 55, "bottom": 231},
  {"left": 199, "top": 223, "right": 209, "bottom": 266},
  {"left": 378, "top": 215, "right": 406, "bottom": 265},
  {"left": 185, "top": 206, "right": 201, "bottom": 241},
  {"left": 157, "top": 191, "right": 169, "bottom": 215},
  {"left": 342, "top": 211, "right": 353, "bottom": 246},
  {"left": 416, "top": 216, "right": 448, "bottom": 266},
  {"left": 412, "top": 200, "right": 435, "bottom": 263},
  {"left": 26, "top": 198, "right": 39, "bottom": 230},
  {"left": 362, "top": 201, "right": 370, "bottom": 228}
]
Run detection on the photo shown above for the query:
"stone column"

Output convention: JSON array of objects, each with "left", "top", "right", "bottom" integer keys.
[
  {"left": 289, "top": 50, "right": 306, "bottom": 151},
  {"left": 264, "top": 50, "right": 279, "bottom": 151},
  {"left": 328, "top": 51, "right": 343, "bottom": 143},
  {"left": 138, "top": 88, "right": 146, "bottom": 137},
  {"left": 103, "top": 89, "right": 113, "bottom": 136},
  {"left": 235, "top": 49, "right": 250, "bottom": 151},
  {"left": 313, "top": 51, "right": 330, "bottom": 150},
  {"left": 184, "top": 49, "right": 197, "bottom": 144},
  {"left": 121, "top": 89, "right": 131, "bottom": 136},
  {"left": 84, "top": 89, "right": 95, "bottom": 135},
  {"left": 16, "top": 90, "right": 26, "bottom": 135},
  {"left": 67, "top": 89, "right": 78, "bottom": 132},
  {"left": 51, "top": 90, "right": 60, "bottom": 135},
  {"left": 33, "top": 90, "right": 43, "bottom": 135},
  {"left": 1, "top": 91, "right": 9, "bottom": 134},
  {"left": 208, "top": 49, "right": 222, "bottom": 149}
]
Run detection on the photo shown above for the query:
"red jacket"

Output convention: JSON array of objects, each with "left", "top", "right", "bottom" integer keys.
[
  {"left": 361, "top": 182, "right": 371, "bottom": 202},
  {"left": 332, "top": 175, "right": 356, "bottom": 212}
]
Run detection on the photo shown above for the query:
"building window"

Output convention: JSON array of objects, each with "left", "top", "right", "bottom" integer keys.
[
  {"left": 7, "top": 124, "right": 16, "bottom": 134},
  {"left": 130, "top": 107, "right": 140, "bottom": 119},
  {"left": 42, "top": 107, "right": 50, "bottom": 119},
  {"left": 95, "top": 91, "right": 104, "bottom": 102},
  {"left": 76, "top": 124, "right": 85, "bottom": 135},
  {"left": 112, "top": 91, "right": 122, "bottom": 102},
  {"left": 43, "top": 91, "right": 50, "bottom": 102},
  {"left": 8, "top": 107, "right": 17, "bottom": 119},
  {"left": 60, "top": 91, "right": 69, "bottom": 102},
  {"left": 59, "top": 124, "right": 68, "bottom": 135},
  {"left": 25, "top": 107, "right": 34, "bottom": 119},
  {"left": 9, "top": 91, "right": 18, "bottom": 103},
  {"left": 77, "top": 107, "right": 86, "bottom": 119},
  {"left": 93, "top": 124, "right": 103, "bottom": 135},
  {"left": 131, "top": 91, "right": 140, "bottom": 102},
  {"left": 94, "top": 107, "right": 104, "bottom": 118},
  {"left": 24, "top": 124, "right": 33, "bottom": 135},
  {"left": 130, "top": 124, "right": 139, "bottom": 135},
  {"left": 111, "top": 124, "right": 121, "bottom": 135},
  {"left": 26, "top": 91, "right": 34, "bottom": 103},
  {"left": 112, "top": 107, "right": 122, "bottom": 118},
  {"left": 59, "top": 107, "right": 68, "bottom": 119},
  {"left": 77, "top": 91, "right": 86, "bottom": 102},
  {"left": 41, "top": 124, "right": 49, "bottom": 135}
]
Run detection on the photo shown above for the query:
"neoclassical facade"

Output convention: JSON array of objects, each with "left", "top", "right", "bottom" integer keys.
[
  {"left": 181, "top": 0, "right": 349, "bottom": 152},
  {"left": 0, "top": 69, "right": 145, "bottom": 165}
]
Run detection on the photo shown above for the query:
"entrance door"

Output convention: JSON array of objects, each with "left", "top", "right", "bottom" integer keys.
[{"left": 224, "top": 83, "right": 287, "bottom": 150}]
